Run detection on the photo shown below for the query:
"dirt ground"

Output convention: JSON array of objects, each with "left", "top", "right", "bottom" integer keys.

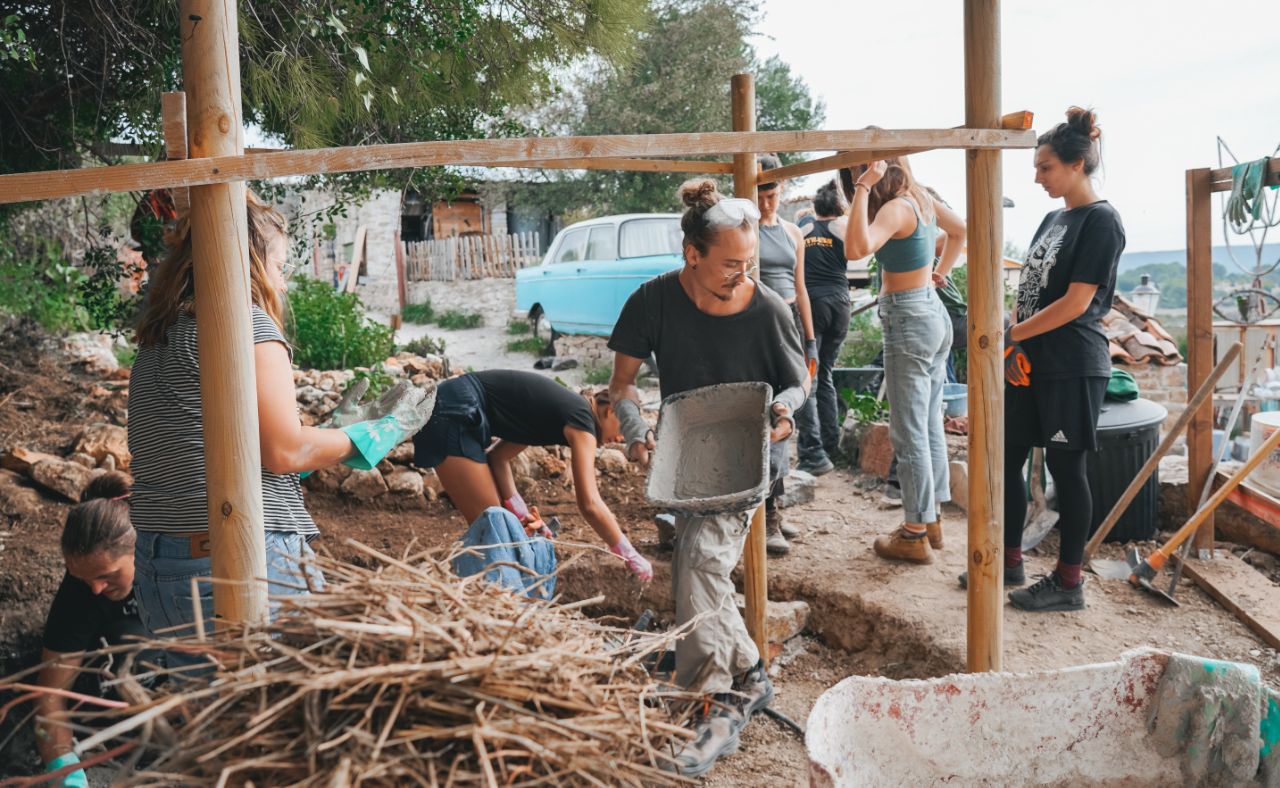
[{"left": 2, "top": 313, "right": 1280, "bottom": 784}]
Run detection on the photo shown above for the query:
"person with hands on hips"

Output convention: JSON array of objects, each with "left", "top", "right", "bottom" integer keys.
[
  {"left": 840, "top": 153, "right": 966, "bottom": 565},
  {"left": 608, "top": 178, "right": 808, "bottom": 778},
  {"left": 128, "top": 191, "right": 435, "bottom": 659}
]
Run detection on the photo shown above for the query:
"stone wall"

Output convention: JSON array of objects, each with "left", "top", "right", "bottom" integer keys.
[
  {"left": 553, "top": 334, "right": 612, "bottom": 369},
  {"left": 405, "top": 278, "right": 514, "bottom": 318},
  {"left": 1123, "top": 362, "right": 1188, "bottom": 435},
  {"left": 293, "top": 188, "right": 402, "bottom": 315}
]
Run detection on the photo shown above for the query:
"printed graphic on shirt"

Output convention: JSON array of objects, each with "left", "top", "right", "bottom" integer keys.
[{"left": 1016, "top": 224, "right": 1068, "bottom": 320}]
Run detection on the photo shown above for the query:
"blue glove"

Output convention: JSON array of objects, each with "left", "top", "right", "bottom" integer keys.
[{"left": 45, "top": 753, "right": 88, "bottom": 788}]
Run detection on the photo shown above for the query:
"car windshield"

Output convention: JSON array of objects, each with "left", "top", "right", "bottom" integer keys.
[{"left": 619, "top": 218, "right": 681, "bottom": 258}]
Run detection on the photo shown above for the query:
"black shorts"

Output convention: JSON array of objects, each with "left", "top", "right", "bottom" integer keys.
[
  {"left": 1006, "top": 376, "right": 1107, "bottom": 452},
  {"left": 412, "top": 375, "right": 491, "bottom": 468}
]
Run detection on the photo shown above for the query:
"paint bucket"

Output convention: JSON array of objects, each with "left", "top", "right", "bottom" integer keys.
[{"left": 1249, "top": 411, "right": 1280, "bottom": 496}]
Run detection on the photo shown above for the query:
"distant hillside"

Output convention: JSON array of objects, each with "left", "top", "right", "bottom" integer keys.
[{"left": 1118, "top": 243, "right": 1280, "bottom": 273}]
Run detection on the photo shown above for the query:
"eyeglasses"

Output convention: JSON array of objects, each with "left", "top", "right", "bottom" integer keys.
[
  {"left": 703, "top": 197, "right": 761, "bottom": 229},
  {"left": 279, "top": 261, "right": 298, "bottom": 281}
]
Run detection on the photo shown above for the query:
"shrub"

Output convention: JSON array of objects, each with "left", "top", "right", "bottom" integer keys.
[
  {"left": 436, "top": 310, "right": 484, "bottom": 330},
  {"left": 287, "top": 276, "right": 393, "bottom": 370},
  {"left": 506, "top": 337, "right": 545, "bottom": 355},
  {"left": 399, "top": 334, "right": 447, "bottom": 356},
  {"left": 0, "top": 240, "right": 89, "bottom": 333},
  {"left": 837, "top": 308, "right": 883, "bottom": 368},
  {"left": 402, "top": 301, "right": 435, "bottom": 324},
  {"left": 346, "top": 364, "right": 397, "bottom": 399},
  {"left": 583, "top": 363, "right": 611, "bottom": 385}
]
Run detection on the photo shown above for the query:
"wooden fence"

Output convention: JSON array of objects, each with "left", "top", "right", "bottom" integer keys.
[{"left": 402, "top": 232, "right": 541, "bottom": 281}]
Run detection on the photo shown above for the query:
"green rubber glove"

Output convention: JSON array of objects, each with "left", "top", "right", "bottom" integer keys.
[
  {"left": 45, "top": 753, "right": 88, "bottom": 788},
  {"left": 340, "top": 382, "right": 436, "bottom": 470}
]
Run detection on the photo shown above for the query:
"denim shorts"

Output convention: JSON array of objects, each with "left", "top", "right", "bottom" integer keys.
[{"left": 412, "top": 374, "right": 491, "bottom": 468}]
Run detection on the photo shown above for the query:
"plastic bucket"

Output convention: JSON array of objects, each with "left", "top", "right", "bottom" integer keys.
[
  {"left": 941, "top": 383, "right": 967, "bottom": 418},
  {"left": 1249, "top": 411, "right": 1280, "bottom": 496}
]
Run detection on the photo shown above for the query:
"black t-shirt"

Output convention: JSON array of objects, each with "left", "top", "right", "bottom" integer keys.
[
  {"left": 1016, "top": 200, "right": 1126, "bottom": 380},
  {"left": 43, "top": 573, "right": 148, "bottom": 654},
  {"left": 608, "top": 270, "right": 807, "bottom": 400},
  {"left": 802, "top": 219, "right": 850, "bottom": 301},
  {"left": 474, "top": 370, "right": 596, "bottom": 447}
]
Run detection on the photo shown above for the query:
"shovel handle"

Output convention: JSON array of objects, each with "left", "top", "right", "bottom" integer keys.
[
  {"left": 1152, "top": 417, "right": 1280, "bottom": 565},
  {"left": 1082, "top": 341, "right": 1241, "bottom": 562}
]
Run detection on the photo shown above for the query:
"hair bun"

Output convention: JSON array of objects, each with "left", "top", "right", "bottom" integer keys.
[
  {"left": 678, "top": 178, "right": 722, "bottom": 210},
  {"left": 1066, "top": 106, "right": 1100, "bottom": 141},
  {"left": 82, "top": 471, "right": 131, "bottom": 503}
]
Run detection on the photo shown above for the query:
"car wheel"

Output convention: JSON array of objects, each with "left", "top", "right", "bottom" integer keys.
[{"left": 530, "top": 308, "right": 557, "bottom": 355}]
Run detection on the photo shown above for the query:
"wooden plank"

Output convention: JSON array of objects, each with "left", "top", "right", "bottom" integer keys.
[
  {"left": 1180, "top": 551, "right": 1280, "bottom": 651},
  {"left": 345, "top": 226, "right": 366, "bottom": 293},
  {"left": 757, "top": 149, "right": 916, "bottom": 185},
  {"left": 181, "top": 0, "right": 268, "bottom": 625},
  {"left": 1000, "top": 110, "right": 1034, "bottom": 130},
  {"left": 1215, "top": 471, "right": 1280, "bottom": 529},
  {"left": 1209, "top": 157, "right": 1280, "bottom": 193},
  {"left": 161, "top": 92, "right": 190, "bottom": 215},
  {"left": 486, "top": 157, "right": 734, "bottom": 174},
  {"left": 964, "top": 0, "right": 1004, "bottom": 673},
  {"left": 393, "top": 229, "right": 407, "bottom": 313},
  {"left": 0, "top": 128, "right": 1036, "bottom": 205},
  {"left": 1186, "top": 168, "right": 1215, "bottom": 551}
]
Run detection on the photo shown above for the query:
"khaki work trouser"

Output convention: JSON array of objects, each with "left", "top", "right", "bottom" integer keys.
[{"left": 673, "top": 509, "right": 761, "bottom": 694}]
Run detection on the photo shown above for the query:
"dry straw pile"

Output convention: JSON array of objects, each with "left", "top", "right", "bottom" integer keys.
[{"left": 77, "top": 541, "right": 690, "bottom": 786}]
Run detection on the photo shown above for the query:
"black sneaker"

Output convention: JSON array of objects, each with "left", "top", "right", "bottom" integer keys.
[
  {"left": 1008, "top": 572, "right": 1085, "bottom": 612},
  {"left": 660, "top": 695, "right": 745, "bottom": 777},
  {"left": 732, "top": 659, "right": 775, "bottom": 717},
  {"left": 958, "top": 562, "right": 1026, "bottom": 589},
  {"left": 880, "top": 484, "right": 902, "bottom": 507}
]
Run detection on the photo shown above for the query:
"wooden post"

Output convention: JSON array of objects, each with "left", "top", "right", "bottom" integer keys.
[
  {"left": 731, "top": 73, "right": 769, "bottom": 666},
  {"left": 393, "top": 228, "right": 407, "bottom": 327},
  {"left": 1186, "top": 167, "right": 1216, "bottom": 554},
  {"left": 180, "top": 0, "right": 268, "bottom": 624},
  {"left": 160, "top": 92, "right": 189, "bottom": 215},
  {"left": 964, "top": 0, "right": 1004, "bottom": 672}
]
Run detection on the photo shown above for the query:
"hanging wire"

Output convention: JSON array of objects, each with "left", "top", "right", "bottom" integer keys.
[{"left": 1213, "top": 137, "right": 1280, "bottom": 323}]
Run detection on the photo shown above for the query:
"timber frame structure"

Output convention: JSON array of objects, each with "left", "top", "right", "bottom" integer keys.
[{"left": 0, "top": 1, "right": 1028, "bottom": 672}]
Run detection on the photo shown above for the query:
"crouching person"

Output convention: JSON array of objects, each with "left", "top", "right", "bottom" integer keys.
[
  {"left": 35, "top": 472, "right": 157, "bottom": 787},
  {"left": 607, "top": 179, "right": 808, "bottom": 777}
]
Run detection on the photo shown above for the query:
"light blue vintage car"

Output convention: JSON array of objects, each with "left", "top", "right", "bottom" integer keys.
[{"left": 514, "top": 213, "right": 683, "bottom": 345}]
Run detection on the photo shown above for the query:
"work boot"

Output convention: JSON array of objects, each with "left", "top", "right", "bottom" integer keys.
[
  {"left": 873, "top": 527, "right": 933, "bottom": 564},
  {"left": 732, "top": 659, "right": 775, "bottom": 717},
  {"left": 660, "top": 695, "right": 745, "bottom": 777},
  {"left": 765, "top": 509, "right": 790, "bottom": 555},
  {"left": 958, "top": 561, "right": 1026, "bottom": 589},
  {"left": 880, "top": 484, "right": 902, "bottom": 508},
  {"left": 1008, "top": 572, "right": 1086, "bottom": 612},
  {"left": 927, "top": 516, "right": 944, "bottom": 550},
  {"left": 797, "top": 455, "right": 835, "bottom": 477}
]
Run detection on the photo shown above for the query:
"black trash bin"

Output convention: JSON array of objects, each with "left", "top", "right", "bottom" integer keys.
[{"left": 1085, "top": 397, "right": 1168, "bottom": 543}]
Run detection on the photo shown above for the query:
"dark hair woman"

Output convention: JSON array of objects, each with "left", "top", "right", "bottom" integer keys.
[
  {"left": 841, "top": 155, "right": 967, "bottom": 565},
  {"left": 34, "top": 473, "right": 142, "bottom": 785},
  {"left": 981, "top": 107, "right": 1125, "bottom": 611}
]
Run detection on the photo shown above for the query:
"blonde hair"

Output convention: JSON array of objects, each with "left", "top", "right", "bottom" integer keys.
[{"left": 135, "top": 190, "right": 287, "bottom": 348}]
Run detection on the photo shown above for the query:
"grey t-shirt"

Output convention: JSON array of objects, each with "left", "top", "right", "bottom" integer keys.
[{"left": 608, "top": 270, "right": 806, "bottom": 400}]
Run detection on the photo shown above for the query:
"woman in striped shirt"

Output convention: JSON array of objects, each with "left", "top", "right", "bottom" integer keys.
[{"left": 128, "top": 191, "right": 430, "bottom": 650}]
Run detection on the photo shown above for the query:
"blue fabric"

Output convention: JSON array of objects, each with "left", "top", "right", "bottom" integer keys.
[
  {"left": 45, "top": 753, "right": 87, "bottom": 788},
  {"left": 452, "top": 507, "right": 557, "bottom": 599}
]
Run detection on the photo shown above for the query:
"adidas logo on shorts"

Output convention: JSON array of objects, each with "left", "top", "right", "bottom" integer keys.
[{"left": 1050, "top": 430, "right": 1069, "bottom": 443}]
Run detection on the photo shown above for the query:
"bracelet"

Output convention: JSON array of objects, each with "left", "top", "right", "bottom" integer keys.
[{"left": 854, "top": 182, "right": 871, "bottom": 193}]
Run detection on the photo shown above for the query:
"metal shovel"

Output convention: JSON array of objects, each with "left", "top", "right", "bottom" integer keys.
[{"left": 1021, "top": 448, "right": 1059, "bottom": 551}]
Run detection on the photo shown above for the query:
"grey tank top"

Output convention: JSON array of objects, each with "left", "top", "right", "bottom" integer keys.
[{"left": 758, "top": 223, "right": 797, "bottom": 299}]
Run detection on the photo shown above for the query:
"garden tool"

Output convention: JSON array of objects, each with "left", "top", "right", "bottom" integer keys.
[
  {"left": 1085, "top": 342, "right": 1242, "bottom": 576},
  {"left": 1121, "top": 421, "right": 1280, "bottom": 605},
  {"left": 1020, "top": 448, "right": 1058, "bottom": 552}
]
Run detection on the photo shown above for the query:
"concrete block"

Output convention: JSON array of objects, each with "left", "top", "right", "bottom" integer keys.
[
  {"left": 778, "top": 469, "right": 817, "bottom": 509},
  {"left": 858, "top": 422, "right": 894, "bottom": 479}
]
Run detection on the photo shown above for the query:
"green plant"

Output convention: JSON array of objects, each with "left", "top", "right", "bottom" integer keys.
[
  {"left": 506, "top": 337, "right": 546, "bottom": 355},
  {"left": 346, "top": 364, "right": 397, "bottom": 399},
  {"left": 113, "top": 343, "right": 137, "bottom": 368},
  {"left": 399, "top": 334, "right": 447, "bottom": 356},
  {"left": 402, "top": 301, "right": 435, "bottom": 324},
  {"left": 287, "top": 276, "right": 394, "bottom": 370},
  {"left": 506, "top": 319, "right": 531, "bottom": 335},
  {"left": 841, "top": 388, "right": 887, "bottom": 424},
  {"left": 435, "top": 310, "right": 484, "bottom": 330},
  {"left": 837, "top": 308, "right": 883, "bottom": 368},
  {"left": 583, "top": 363, "right": 611, "bottom": 385},
  {"left": 0, "top": 239, "right": 90, "bottom": 333}
]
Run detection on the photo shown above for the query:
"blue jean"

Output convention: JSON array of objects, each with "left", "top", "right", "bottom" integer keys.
[
  {"left": 134, "top": 530, "right": 325, "bottom": 669},
  {"left": 879, "top": 286, "right": 952, "bottom": 524}
]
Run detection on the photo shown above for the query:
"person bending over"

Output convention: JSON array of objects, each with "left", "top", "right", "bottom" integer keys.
[{"left": 411, "top": 369, "right": 652, "bottom": 580}]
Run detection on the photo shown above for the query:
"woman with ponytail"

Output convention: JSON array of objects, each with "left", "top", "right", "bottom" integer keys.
[
  {"left": 34, "top": 473, "right": 145, "bottom": 786},
  {"left": 970, "top": 107, "right": 1125, "bottom": 611}
]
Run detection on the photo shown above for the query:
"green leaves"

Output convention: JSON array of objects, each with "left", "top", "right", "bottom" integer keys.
[{"left": 287, "top": 276, "right": 395, "bottom": 370}]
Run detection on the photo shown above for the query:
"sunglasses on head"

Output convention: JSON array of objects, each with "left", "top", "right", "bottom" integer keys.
[{"left": 703, "top": 197, "right": 761, "bottom": 229}]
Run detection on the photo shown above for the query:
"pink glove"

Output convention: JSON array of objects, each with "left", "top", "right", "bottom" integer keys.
[
  {"left": 504, "top": 494, "right": 531, "bottom": 521},
  {"left": 609, "top": 535, "right": 653, "bottom": 582}
]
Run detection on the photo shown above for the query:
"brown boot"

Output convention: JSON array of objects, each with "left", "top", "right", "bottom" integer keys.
[
  {"left": 873, "top": 527, "right": 934, "bottom": 564},
  {"left": 927, "top": 517, "right": 944, "bottom": 551}
]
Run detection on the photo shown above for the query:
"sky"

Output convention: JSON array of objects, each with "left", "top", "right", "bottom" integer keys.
[{"left": 751, "top": 0, "right": 1280, "bottom": 253}]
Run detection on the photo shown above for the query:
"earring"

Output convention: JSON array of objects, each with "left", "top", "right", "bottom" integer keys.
[{"left": 691, "top": 264, "right": 698, "bottom": 270}]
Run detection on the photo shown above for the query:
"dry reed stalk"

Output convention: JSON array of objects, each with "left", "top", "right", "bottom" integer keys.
[{"left": 19, "top": 541, "right": 694, "bottom": 786}]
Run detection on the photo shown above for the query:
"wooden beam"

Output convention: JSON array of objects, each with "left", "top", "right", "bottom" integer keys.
[
  {"left": 1179, "top": 551, "right": 1280, "bottom": 651},
  {"left": 485, "top": 157, "right": 734, "bottom": 174},
  {"left": 1186, "top": 167, "right": 1215, "bottom": 554},
  {"left": 1000, "top": 110, "right": 1034, "bottom": 130},
  {"left": 0, "top": 128, "right": 1036, "bottom": 205},
  {"left": 182, "top": 0, "right": 268, "bottom": 625},
  {"left": 756, "top": 149, "right": 915, "bottom": 185},
  {"left": 161, "top": 92, "right": 189, "bottom": 214},
  {"left": 1209, "top": 157, "right": 1280, "bottom": 193},
  {"left": 964, "top": 0, "right": 1004, "bottom": 673}
]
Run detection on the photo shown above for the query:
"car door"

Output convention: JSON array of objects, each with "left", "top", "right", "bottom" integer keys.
[
  {"left": 532, "top": 226, "right": 589, "bottom": 333},
  {"left": 564, "top": 224, "right": 621, "bottom": 335},
  {"left": 610, "top": 217, "right": 684, "bottom": 322}
]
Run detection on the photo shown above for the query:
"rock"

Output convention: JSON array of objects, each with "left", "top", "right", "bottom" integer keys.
[
  {"left": 31, "top": 458, "right": 100, "bottom": 501},
  {"left": 1, "top": 446, "right": 61, "bottom": 476},
  {"left": 68, "top": 452, "right": 97, "bottom": 468},
  {"left": 1158, "top": 453, "right": 1188, "bottom": 486},
  {"left": 1243, "top": 551, "right": 1279, "bottom": 573},
  {"left": 62, "top": 332, "right": 118, "bottom": 373},
  {"left": 317, "top": 376, "right": 335, "bottom": 392},
  {"left": 376, "top": 458, "right": 395, "bottom": 474},
  {"left": 385, "top": 468, "right": 424, "bottom": 497},
  {"left": 340, "top": 468, "right": 388, "bottom": 500},
  {"left": 734, "top": 595, "right": 810, "bottom": 644},
  {"left": 509, "top": 451, "right": 533, "bottom": 479},
  {"left": 857, "top": 422, "right": 893, "bottom": 478},
  {"left": 0, "top": 469, "right": 43, "bottom": 518},
  {"left": 304, "top": 465, "right": 351, "bottom": 495},
  {"left": 538, "top": 454, "right": 567, "bottom": 478},
  {"left": 387, "top": 441, "right": 415, "bottom": 465},
  {"left": 595, "top": 448, "right": 628, "bottom": 475},
  {"left": 654, "top": 513, "right": 676, "bottom": 547},
  {"left": 949, "top": 460, "right": 969, "bottom": 513},
  {"left": 420, "top": 468, "right": 444, "bottom": 502},
  {"left": 74, "top": 423, "right": 131, "bottom": 470},
  {"left": 99, "top": 453, "right": 117, "bottom": 472},
  {"left": 777, "top": 469, "right": 816, "bottom": 509}
]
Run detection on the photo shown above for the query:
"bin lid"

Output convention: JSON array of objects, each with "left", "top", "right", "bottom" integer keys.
[{"left": 1097, "top": 397, "right": 1168, "bottom": 431}]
